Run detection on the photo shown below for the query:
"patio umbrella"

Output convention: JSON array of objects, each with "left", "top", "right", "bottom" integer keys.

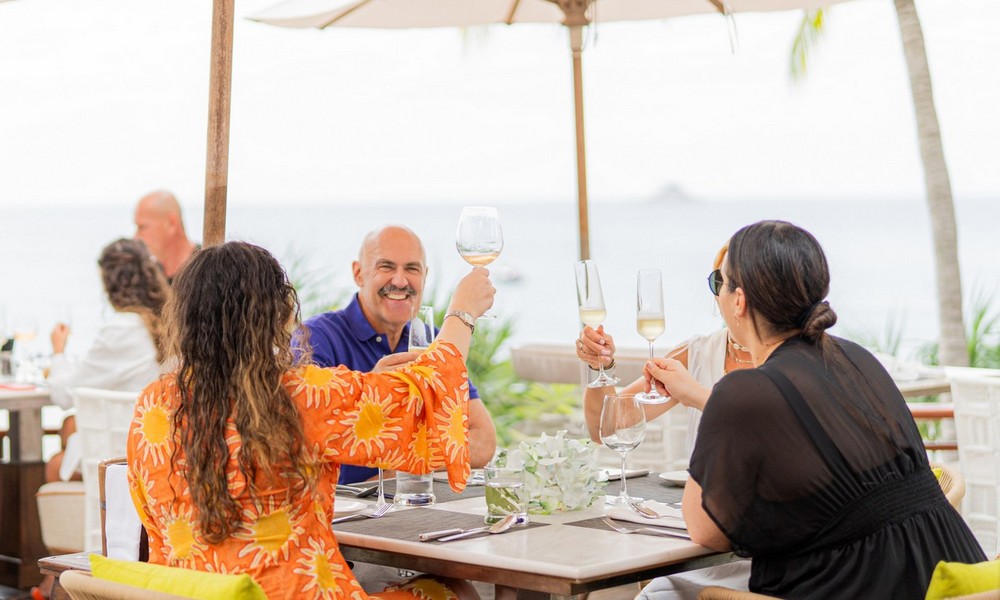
[{"left": 249, "top": 0, "right": 850, "bottom": 259}]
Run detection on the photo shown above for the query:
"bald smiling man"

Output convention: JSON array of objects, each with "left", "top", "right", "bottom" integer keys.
[{"left": 303, "top": 225, "right": 498, "bottom": 484}]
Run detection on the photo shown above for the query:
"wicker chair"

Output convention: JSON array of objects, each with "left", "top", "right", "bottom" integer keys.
[
  {"left": 59, "top": 570, "right": 190, "bottom": 600},
  {"left": 934, "top": 462, "right": 967, "bottom": 510}
]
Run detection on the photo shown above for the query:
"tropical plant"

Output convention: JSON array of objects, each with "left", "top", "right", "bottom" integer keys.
[
  {"left": 428, "top": 291, "right": 581, "bottom": 448},
  {"left": 791, "top": 2, "right": 969, "bottom": 366},
  {"left": 918, "top": 284, "right": 1000, "bottom": 369},
  {"left": 845, "top": 311, "right": 907, "bottom": 357}
]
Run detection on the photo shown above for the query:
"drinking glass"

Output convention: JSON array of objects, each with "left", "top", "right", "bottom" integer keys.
[
  {"left": 408, "top": 305, "right": 435, "bottom": 351},
  {"left": 456, "top": 206, "right": 503, "bottom": 267},
  {"left": 575, "top": 260, "right": 618, "bottom": 388},
  {"left": 484, "top": 465, "right": 528, "bottom": 525},
  {"left": 599, "top": 394, "right": 646, "bottom": 506},
  {"left": 634, "top": 269, "right": 667, "bottom": 404}
]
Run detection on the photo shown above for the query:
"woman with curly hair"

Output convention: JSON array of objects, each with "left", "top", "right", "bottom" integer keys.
[
  {"left": 127, "top": 241, "right": 494, "bottom": 600},
  {"left": 45, "top": 237, "right": 170, "bottom": 483}
]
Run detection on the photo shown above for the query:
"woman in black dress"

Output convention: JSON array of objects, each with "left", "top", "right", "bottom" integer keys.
[{"left": 645, "top": 220, "right": 984, "bottom": 599}]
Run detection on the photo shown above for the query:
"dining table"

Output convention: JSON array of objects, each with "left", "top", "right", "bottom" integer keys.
[
  {"left": 0, "top": 383, "right": 52, "bottom": 590},
  {"left": 38, "top": 472, "right": 736, "bottom": 600},
  {"left": 335, "top": 474, "right": 736, "bottom": 599}
]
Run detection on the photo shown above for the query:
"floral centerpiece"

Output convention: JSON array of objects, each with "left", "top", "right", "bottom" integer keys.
[{"left": 496, "top": 430, "right": 606, "bottom": 514}]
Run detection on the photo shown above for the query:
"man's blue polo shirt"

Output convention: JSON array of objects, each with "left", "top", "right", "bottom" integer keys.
[{"left": 303, "top": 294, "right": 480, "bottom": 484}]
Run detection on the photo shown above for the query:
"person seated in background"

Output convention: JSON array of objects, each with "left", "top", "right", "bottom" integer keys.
[
  {"left": 127, "top": 241, "right": 494, "bottom": 600},
  {"left": 575, "top": 244, "right": 753, "bottom": 599},
  {"left": 302, "top": 225, "right": 497, "bottom": 485},
  {"left": 133, "top": 190, "right": 199, "bottom": 282},
  {"left": 45, "top": 238, "right": 169, "bottom": 483},
  {"left": 644, "top": 220, "right": 985, "bottom": 599}
]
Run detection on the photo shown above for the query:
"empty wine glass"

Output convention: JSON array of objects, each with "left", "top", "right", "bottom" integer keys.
[
  {"left": 575, "top": 260, "right": 618, "bottom": 388},
  {"left": 634, "top": 269, "right": 668, "bottom": 404},
  {"left": 375, "top": 466, "right": 391, "bottom": 510},
  {"left": 456, "top": 206, "right": 503, "bottom": 267},
  {"left": 599, "top": 393, "right": 646, "bottom": 506}
]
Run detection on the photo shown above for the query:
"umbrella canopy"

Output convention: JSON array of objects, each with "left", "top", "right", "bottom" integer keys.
[{"left": 250, "top": 0, "right": 850, "bottom": 259}]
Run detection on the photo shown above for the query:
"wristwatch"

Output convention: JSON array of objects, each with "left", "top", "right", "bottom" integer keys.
[{"left": 446, "top": 310, "right": 476, "bottom": 334}]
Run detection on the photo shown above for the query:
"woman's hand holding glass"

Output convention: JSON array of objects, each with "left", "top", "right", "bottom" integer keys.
[
  {"left": 643, "top": 357, "right": 711, "bottom": 412},
  {"left": 576, "top": 326, "right": 616, "bottom": 371}
]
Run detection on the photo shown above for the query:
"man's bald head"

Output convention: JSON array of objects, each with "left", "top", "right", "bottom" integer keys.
[
  {"left": 352, "top": 226, "right": 428, "bottom": 346},
  {"left": 134, "top": 190, "right": 194, "bottom": 278}
]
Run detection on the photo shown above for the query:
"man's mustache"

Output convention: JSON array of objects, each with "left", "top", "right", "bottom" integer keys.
[{"left": 379, "top": 284, "right": 417, "bottom": 297}]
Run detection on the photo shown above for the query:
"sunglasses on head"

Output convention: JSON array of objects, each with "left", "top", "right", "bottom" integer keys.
[{"left": 707, "top": 269, "right": 726, "bottom": 296}]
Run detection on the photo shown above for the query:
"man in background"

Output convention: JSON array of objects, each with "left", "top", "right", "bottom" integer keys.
[
  {"left": 304, "top": 225, "right": 498, "bottom": 484},
  {"left": 133, "top": 190, "right": 199, "bottom": 281}
]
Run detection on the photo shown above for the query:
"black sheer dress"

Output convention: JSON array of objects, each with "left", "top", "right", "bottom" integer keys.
[{"left": 689, "top": 336, "right": 984, "bottom": 599}]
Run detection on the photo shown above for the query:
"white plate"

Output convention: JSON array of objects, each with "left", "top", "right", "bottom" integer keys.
[
  {"left": 334, "top": 500, "right": 367, "bottom": 515},
  {"left": 658, "top": 471, "right": 690, "bottom": 486}
]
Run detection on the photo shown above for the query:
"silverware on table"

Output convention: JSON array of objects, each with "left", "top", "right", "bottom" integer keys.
[
  {"left": 601, "top": 516, "right": 691, "bottom": 540},
  {"left": 331, "top": 502, "right": 393, "bottom": 524},
  {"left": 429, "top": 514, "right": 518, "bottom": 542}
]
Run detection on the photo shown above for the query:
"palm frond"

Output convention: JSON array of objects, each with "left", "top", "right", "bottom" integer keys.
[{"left": 790, "top": 9, "right": 826, "bottom": 82}]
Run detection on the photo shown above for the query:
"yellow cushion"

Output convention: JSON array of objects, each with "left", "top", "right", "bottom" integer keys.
[
  {"left": 932, "top": 467, "right": 943, "bottom": 480},
  {"left": 89, "top": 554, "right": 267, "bottom": 600},
  {"left": 925, "top": 559, "right": 1000, "bottom": 600}
]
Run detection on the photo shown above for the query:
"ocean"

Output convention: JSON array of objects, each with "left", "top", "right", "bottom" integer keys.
[{"left": 2, "top": 196, "right": 998, "bottom": 365}]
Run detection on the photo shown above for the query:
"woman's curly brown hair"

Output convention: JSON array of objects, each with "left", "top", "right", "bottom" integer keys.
[
  {"left": 98, "top": 238, "right": 170, "bottom": 362},
  {"left": 163, "top": 241, "right": 313, "bottom": 544}
]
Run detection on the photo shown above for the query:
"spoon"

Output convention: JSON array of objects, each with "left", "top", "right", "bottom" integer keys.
[{"left": 435, "top": 514, "right": 519, "bottom": 542}]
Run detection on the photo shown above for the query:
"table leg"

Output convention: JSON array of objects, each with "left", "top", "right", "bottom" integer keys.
[{"left": 0, "top": 461, "right": 46, "bottom": 589}]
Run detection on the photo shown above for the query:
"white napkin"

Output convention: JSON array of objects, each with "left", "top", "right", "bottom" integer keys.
[
  {"left": 104, "top": 463, "right": 143, "bottom": 560},
  {"left": 607, "top": 500, "right": 687, "bottom": 529}
]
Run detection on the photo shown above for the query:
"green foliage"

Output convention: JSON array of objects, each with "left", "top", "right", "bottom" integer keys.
[
  {"left": 790, "top": 9, "right": 826, "bottom": 81},
  {"left": 845, "top": 311, "right": 906, "bottom": 356},
  {"left": 427, "top": 291, "right": 581, "bottom": 449},
  {"left": 917, "top": 282, "right": 1000, "bottom": 368},
  {"left": 281, "top": 246, "right": 350, "bottom": 319}
]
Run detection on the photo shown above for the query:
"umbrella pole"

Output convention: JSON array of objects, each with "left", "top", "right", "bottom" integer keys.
[
  {"left": 569, "top": 24, "right": 590, "bottom": 261},
  {"left": 204, "top": 0, "right": 235, "bottom": 247}
]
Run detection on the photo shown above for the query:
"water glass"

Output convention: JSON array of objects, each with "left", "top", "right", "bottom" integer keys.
[
  {"left": 394, "top": 471, "right": 436, "bottom": 506},
  {"left": 484, "top": 465, "right": 528, "bottom": 525},
  {"left": 408, "top": 305, "right": 435, "bottom": 351}
]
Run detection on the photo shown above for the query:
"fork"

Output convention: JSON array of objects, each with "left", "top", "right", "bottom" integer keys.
[
  {"left": 331, "top": 502, "right": 393, "bottom": 524},
  {"left": 601, "top": 516, "right": 691, "bottom": 540}
]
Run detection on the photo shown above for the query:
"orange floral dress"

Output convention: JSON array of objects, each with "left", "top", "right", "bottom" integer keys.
[{"left": 127, "top": 341, "right": 471, "bottom": 600}]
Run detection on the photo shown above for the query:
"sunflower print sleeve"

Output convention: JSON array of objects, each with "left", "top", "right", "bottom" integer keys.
[{"left": 288, "top": 340, "right": 471, "bottom": 493}]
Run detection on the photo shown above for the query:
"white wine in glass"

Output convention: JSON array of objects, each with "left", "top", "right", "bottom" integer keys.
[
  {"left": 635, "top": 269, "right": 668, "bottom": 404},
  {"left": 456, "top": 206, "right": 503, "bottom": 267},
  {"left": 575, "top": 260, "right": 618, "bottom": 388}
]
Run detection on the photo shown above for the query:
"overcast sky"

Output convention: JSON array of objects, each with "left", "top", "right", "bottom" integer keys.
[{"left": 1, "top": 0, "right": 997, "bottom": 209}]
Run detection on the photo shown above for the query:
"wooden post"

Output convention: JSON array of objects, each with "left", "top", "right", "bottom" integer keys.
[
  {"left": 204, "top": 0, "right": 235, "bottom": 247},
  {"left": 569, "top": 24, "right": 590, "bottom": 261}
]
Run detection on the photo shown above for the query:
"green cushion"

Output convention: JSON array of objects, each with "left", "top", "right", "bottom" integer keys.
[
  {"left": 89, "top": 554, "right": 267, "bottom": 600},
  {"left": 925, "top": 559, "right": 1000, "bottom": 600}
]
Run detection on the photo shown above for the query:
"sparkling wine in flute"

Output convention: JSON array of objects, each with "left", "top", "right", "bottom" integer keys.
[
  {"left": 575, "top": 260, "right": 618, "bottom": 388},
  {"left": 579, "top": 307, "right": 607, "bottom": 328},
  {"left": 635, "top": 269, "right": 668, "bottom": 404},
  {"left": 637, "top": 315, "right": 665, "bottom": 342}
]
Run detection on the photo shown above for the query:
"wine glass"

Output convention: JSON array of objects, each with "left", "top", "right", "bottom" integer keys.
[
  {"left": 575, "top": 260, "right": 618, "bottom": 388},
  {"left": 456, "top": 206, "right": 503, "bottom": 267},
  {"left": 634, "top": 269, "right": 667, "bottom": 404},
  {"left": 374, "top": 465, "right": 391, "bottom": 510},
  {"left": 599, "top": 393, "right": 646, "bottom": 506}
]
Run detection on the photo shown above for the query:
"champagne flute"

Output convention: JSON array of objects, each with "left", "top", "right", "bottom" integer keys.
[
  {"left": 456, "top": 206, "right": 503, "bottom": 267},
  {"left": 634, "top": 269, "right": 668, "bottom": 404},
  {"left": 599, "top": 393, "right": 646, "bottom": 505},
  {"left": 575, "top": 260, "right": 618, "bottom": 388}
]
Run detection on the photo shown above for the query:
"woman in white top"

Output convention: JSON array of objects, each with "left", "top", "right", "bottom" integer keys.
[
  {"left": 575, "top": 245, "right": 753, "bottom": 599},
  {"left": 44, "top": 238, "right": 169, "bottom": 482}
]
